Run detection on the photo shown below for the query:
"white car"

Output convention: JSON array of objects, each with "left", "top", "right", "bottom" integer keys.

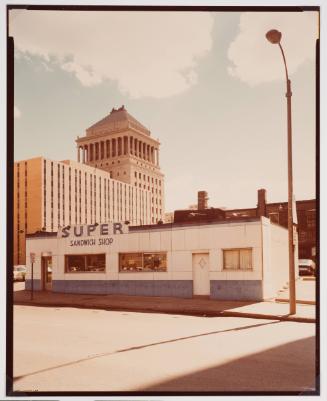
[
  {"left": 298, "top": 259, "right": 316, "bottom": 276},
  {"left": 13, "top": 265, "right": 27, "bottom": 281}
]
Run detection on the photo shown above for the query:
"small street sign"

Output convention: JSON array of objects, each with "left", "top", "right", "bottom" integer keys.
[{"left": 30, "top": 252, "right": 36, "bottom": 263}]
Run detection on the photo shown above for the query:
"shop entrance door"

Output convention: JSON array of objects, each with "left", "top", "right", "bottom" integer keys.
[
  {"left": 42, "top": 256, "right": 52, "bottom": 291},
  {"left": 192, "top": 253, "right": 210, "bottom": 296}
]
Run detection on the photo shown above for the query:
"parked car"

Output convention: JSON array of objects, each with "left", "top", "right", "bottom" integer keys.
[
  {"left": 298, "top": 259, "right": 316, "bottom": 276},
  {"left": 13, "top": 265, "right": 27, "bottom": 281}
]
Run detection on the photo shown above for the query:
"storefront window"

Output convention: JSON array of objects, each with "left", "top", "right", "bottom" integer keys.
[
  {"left": 144, "top": 253, "right": 166, "bottom": 272},
  {"left": 86, "top": 254, "right": 106, "bottom": 272},
  {"left": 120, "top": 253, "right": 143, "bottom": 271},
  {"left": 65, "top": 254, "right": 106, "bottom": 273},
  {"left": 223, "top": 248, "right": 252, "bottom": 270},
  {"left": 66, "top": 255, "right": 85, "bottom": 272},
  {"left": 119, "top": 252, "right": 167, "bottom": 272}
]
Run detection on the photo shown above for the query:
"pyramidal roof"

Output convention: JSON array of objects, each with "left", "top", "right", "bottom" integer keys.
[{"left": 86, "top": 105, "right": 150, "bottom": 136}]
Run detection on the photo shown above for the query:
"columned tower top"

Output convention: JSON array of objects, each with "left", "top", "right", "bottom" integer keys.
[
  {"left": 76, "top": 106, "right": 161, "bottom": 175},
  {"left": 86, "top": 105, "right": 151, "bottom": 137},
  {"left": 75, "top": 106, "right": 165, "bottom": 224}
]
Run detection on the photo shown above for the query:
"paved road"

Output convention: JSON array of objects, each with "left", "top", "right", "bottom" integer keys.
[{"left": 13, "top": 305, "right": 316, "bottom": 393}]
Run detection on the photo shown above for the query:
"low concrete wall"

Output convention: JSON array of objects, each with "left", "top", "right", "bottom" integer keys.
[
  {"left": 26, "top": 278, "right": 264, "bottom": 301},
  {"left": 210, "top": 280, "right": 263, "bottom": 301},
  {"left": 52, "top": 280, "right": 193, "bottom": 298},
  {"left": 25, "top": 279, "right": 42, "bottom": 291}
]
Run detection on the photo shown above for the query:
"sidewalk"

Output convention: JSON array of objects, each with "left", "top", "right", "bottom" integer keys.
[
  {"left": 14, "top": 288, "right": 316, "bottom": 323},
  {"left": 276, "top": 277, "right": 316, "bottom": 305}
]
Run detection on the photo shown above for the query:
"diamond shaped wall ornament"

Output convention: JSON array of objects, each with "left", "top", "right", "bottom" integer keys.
[{"left": 198, "top": 258, "right": 206, "bottom": 269}]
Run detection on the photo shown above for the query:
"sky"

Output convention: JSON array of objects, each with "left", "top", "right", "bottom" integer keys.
[{"left": 9, "top": 9, "right": 318, "bottom": 212}]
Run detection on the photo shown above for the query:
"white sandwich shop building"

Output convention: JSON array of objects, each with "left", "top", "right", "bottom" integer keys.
[{"left": 25, "top": 217, "right": 298, "bottom": 301}]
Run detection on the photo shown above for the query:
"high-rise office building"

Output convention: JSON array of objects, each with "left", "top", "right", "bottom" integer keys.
[{"left": 14, "top": 107, "right": 165, "bottom": 264}]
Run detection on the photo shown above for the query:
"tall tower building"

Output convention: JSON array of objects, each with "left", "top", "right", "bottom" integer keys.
[{"left": 76, "top": 106, "right": 164, "bottom": 224}]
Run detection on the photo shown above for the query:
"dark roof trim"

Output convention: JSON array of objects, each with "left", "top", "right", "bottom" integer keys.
[
  {"left": 130, "top": 217, "right": 261, "bottom": 232},
  {"left": 266, "top": 199, "right": 316, "bottom": 207},
  {"left": 26, "top": 231, "right": 57, "bottom": 239},
  {"left": 26, "top": 218, "right": 263, "bottom": 239}
]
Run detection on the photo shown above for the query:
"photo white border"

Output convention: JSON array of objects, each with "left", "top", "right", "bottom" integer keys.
[{"left": 0, "top": 1, "right": 325, "bottom": 400}]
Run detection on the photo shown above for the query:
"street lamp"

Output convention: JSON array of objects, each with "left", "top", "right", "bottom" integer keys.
[
  {"left": 18, "top": 229, "right": 24, "bottom": 265},
  {"left": 266, "top": 29, "right": 296, "bottom": 315}
]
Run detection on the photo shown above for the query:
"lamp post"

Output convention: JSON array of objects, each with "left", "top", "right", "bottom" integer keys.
[
  {"left": 18, "top": 229, "right": 24, "bottom": 265},
  {"left": 266, "top": 29, "right": 296, "bottom": 315}
]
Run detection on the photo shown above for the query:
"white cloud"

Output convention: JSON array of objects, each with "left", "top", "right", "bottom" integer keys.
[
  {"left": 14, "top": 105, "right": 21, "bottom": 119},
  {"left": 228, "top": 12, "right": 318, "bottom": 85},
  {"left": 9, "top": 10, "right": 214, "bottom": 98},
  {"left": 41, "top": 60, "right": 54, "bottom": 72},
  {"left": 62, "top": 61, "right": 102, "bottom": 87}
]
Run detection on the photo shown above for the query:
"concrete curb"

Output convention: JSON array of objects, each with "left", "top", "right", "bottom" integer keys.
[
  {"left": 14, "top": 300, "right": 316, "bottom": 324},
  {"left": 276, "top": 298, "right": 316, "bottom": 306}
]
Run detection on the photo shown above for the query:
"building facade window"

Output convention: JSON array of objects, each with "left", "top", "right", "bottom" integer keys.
[
  {"left": 223, "top": 248, "right": 253, "bottom": 270},
  {"left": 119, "top": 252, "right": 167, "bottom": 272},
  {"left": 94, "top": 174, "right": 96, "bottom": 222},
  {"left": 50, "top": 162, "right": 53, "bottom": 230},
  {"left": 58, "top": 164, "right": 61, "bottom": 225},
  {"left": 99, "top": 176, "right": 102, "bottom": 222},
  {"left": 112, "top": 182, "right": 115, "bottom": 221},
  {"left": 299, "top": 230, "right": 307, "bottom": 242},
  {"left": 107, "top": 180, "right": 111, "bottom": 221},
  {"left": 65, "top": 254, "right": 106, "bottom": 273},
  {"left": 43, "top": 161, "right": 46, "bottom": 228},
  {"left": 306, "top": 210, "right": 316, "bottom": 228},
  {"left": 85, "top": 172, "right": 87, "bottom": 223},
  {"left": 74, "top": 169, "right": 77, "bottom": 225},
  {"left": 62, "top": 166, "right": 65, "bottom": 224},
  {"left": 104, "top": 178, "right": 107, "bottom": 221},
  {"left": 69, "top": 167, "right": 71, "bottom": 225},
  {"left": 79, "top": 171, "right": 82, "bottom": 224},
  {"left": 90, "top": 174, "right": 93, "bottom": 223},
  {"left": 24, "top": 174, "right": 28, "bottom": 229}
]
